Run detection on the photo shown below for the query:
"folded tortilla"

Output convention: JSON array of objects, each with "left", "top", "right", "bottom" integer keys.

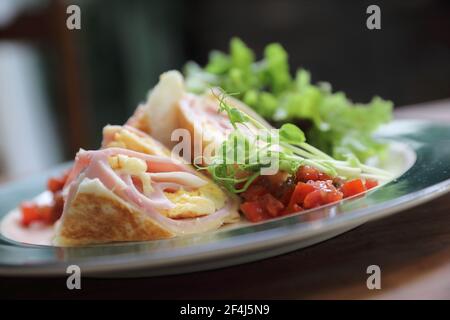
[
  {"left": 54, "top": 178, "right": 174, "bottom": 246},
  {"left": 54, "top": 126, "right": 239, "bottom": 246},
  {"left": 126, "top": 70, "right": 271, "bottom": 164}
]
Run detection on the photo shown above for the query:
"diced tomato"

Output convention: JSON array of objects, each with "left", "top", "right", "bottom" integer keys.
[
  {"left": 318, "top": 172, "right": 332, "bottom": 181},
  {"left": 302, "top": 180, "right": 343, "bottom": 209},
  {"left": 320, "top": 189, "right": 343, "bottom": 204},
  {"left": 282, "top": 203, "right": 303, "bottom": 215},
  {"left": 46, "top": 171, "right": 69, "bottom": 193},
  {"left": 242, "top": 184, "right": 268, "bottom": 201},
  {"left": 279, "top": 184, "right": 295, "bottom": 206},
  {"left": 271, "top": 176, "right": 296, "bottom": 205},
  {"left": 306, "top": 179, "right": 337, "bottom": 192},
  {"left": 20, "top": 202, "right": 41, "bottom": 226},
  {"left": 20, "top": 193, "right": 65, "bottom": 227},
  {"left": 286, "top": 182, "right": 315, "bottom": 213},
  {"left": 303, "top": 190, "right": 323, "bottom": 209},
  {"left": 260, "top": 194, "right": 284, "bottom": 217},
  {"left": 296, "top": 165, "right": 319, "bottom": 182},
  {"left": 240, "top": 201, "right": 268, "bottom": 222},
  {"left": 266, "top": 171, "right": 290, "bottom": 188},
  {"left": 47, "top": 177, "right": 64, "bottom": 193},
  {"left": 341, "top": 179, "right": 366, "bottom": 198},
  {"left": 21, "top": 171, "right": 69, "bottom": 228},
  {"left": 332, "top": 176, "right": 345, "bottom": 188},
  {"left": 365, "top": 179, "right": 378, "bottom": 190},
  {"left": 240, "top": 166, "right": 374, "bottom": 221},
  {"left": 303, "top": 189, "right": 344, "bottom": 209},
  {"left": 296, "top": 165, "right": 331, "bottom": 182}
]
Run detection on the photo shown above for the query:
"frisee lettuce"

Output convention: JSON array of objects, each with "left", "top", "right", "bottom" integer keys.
[{"left": 184, "top": 38, "right": 393, "bottom": 163}]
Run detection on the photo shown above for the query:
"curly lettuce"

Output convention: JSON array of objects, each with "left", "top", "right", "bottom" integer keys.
[{"left": 183, "top": 37, "right": 393, "bottom": 162}]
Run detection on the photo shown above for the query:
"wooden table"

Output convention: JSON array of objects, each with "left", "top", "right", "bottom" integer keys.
[{"left": 1, "top": 100, "right": 450, "bottom": 300}]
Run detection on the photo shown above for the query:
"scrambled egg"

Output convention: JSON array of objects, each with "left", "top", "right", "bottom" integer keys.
[
  {"left": 105, "top": 126, "right": 169, "bottom": 156},
  {"left": 105, "top": 126, "right": 228, "bottom": 219},
  {"left": 108, "top": 154, "right": 147, "bottom": 175},
  {"left": 108, "top": 154, "right": 227, "bottom": 219},
  {"left": 161, "top": 182, "right": 226, "bottom": 219},
  {"left": 108, "top": 155, "right": 154, "bottom": 194}
]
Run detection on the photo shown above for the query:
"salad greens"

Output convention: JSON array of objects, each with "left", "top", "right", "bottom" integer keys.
[
  {"left": 204, "top": 91, "right": 392, "bottom": 194},
  {"left": 184, "top": 38, "right": 393, "bottom": 163}
]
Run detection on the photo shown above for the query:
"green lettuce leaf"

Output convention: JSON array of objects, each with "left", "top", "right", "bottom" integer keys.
[{"left": 183, "top": 38, "right": 393, "bottom": 163}]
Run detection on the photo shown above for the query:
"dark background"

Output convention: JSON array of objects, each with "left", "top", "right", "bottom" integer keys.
[
  {"left": 78, "top": 0, "right": 450, "bottom": 147},
  {"left": 0, "top": 0, "right": 449, "bottom": 177}
]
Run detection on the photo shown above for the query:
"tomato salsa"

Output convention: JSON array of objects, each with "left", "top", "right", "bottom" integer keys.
[
  {"left": 20, "top": 171, "right": 69, "bottom": 226},
  {"left": 240, "top": 165, "right": 378, "bottom": 222}
]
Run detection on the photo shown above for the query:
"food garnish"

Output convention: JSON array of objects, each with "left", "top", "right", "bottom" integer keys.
[{"left": 204, "top": 92, "right": 391, "bottom": 221}]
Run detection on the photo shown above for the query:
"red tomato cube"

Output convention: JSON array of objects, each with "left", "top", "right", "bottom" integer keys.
[
  {"left": 20, "top": 202, "right": 41, "bottom": 226},
  {"left": 341, "top": 179, "right": 366, "bottom": 198},
  {"left": 240, "top": 201, "right": 267, "bottom": 222},
  {"left": 365, "top": 179, "right": 378, "bottom": 190}
]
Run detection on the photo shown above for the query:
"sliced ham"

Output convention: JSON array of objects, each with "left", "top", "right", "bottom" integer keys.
[
  {"left": 63, "top": 147, "right": 237, "bottom": 236},
  {"left": 64, "top": 147, "right": 186, "bottom": 188}
]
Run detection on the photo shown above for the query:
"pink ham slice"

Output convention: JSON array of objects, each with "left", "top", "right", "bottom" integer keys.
[
  {"left": 65, "top": 147, "right": 186, "bottom": 188},
  {"left": 63, "top": 147, "right": 237, "bottom": 236}
]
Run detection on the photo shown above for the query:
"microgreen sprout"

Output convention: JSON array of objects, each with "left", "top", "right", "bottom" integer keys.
[{"left": 207, "top": 90, "right": 393, "bottom": 193}]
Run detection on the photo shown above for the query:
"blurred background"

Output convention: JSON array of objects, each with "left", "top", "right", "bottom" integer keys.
[{"left": 0, "top": 0, "right": 449, "bottom": 181}]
